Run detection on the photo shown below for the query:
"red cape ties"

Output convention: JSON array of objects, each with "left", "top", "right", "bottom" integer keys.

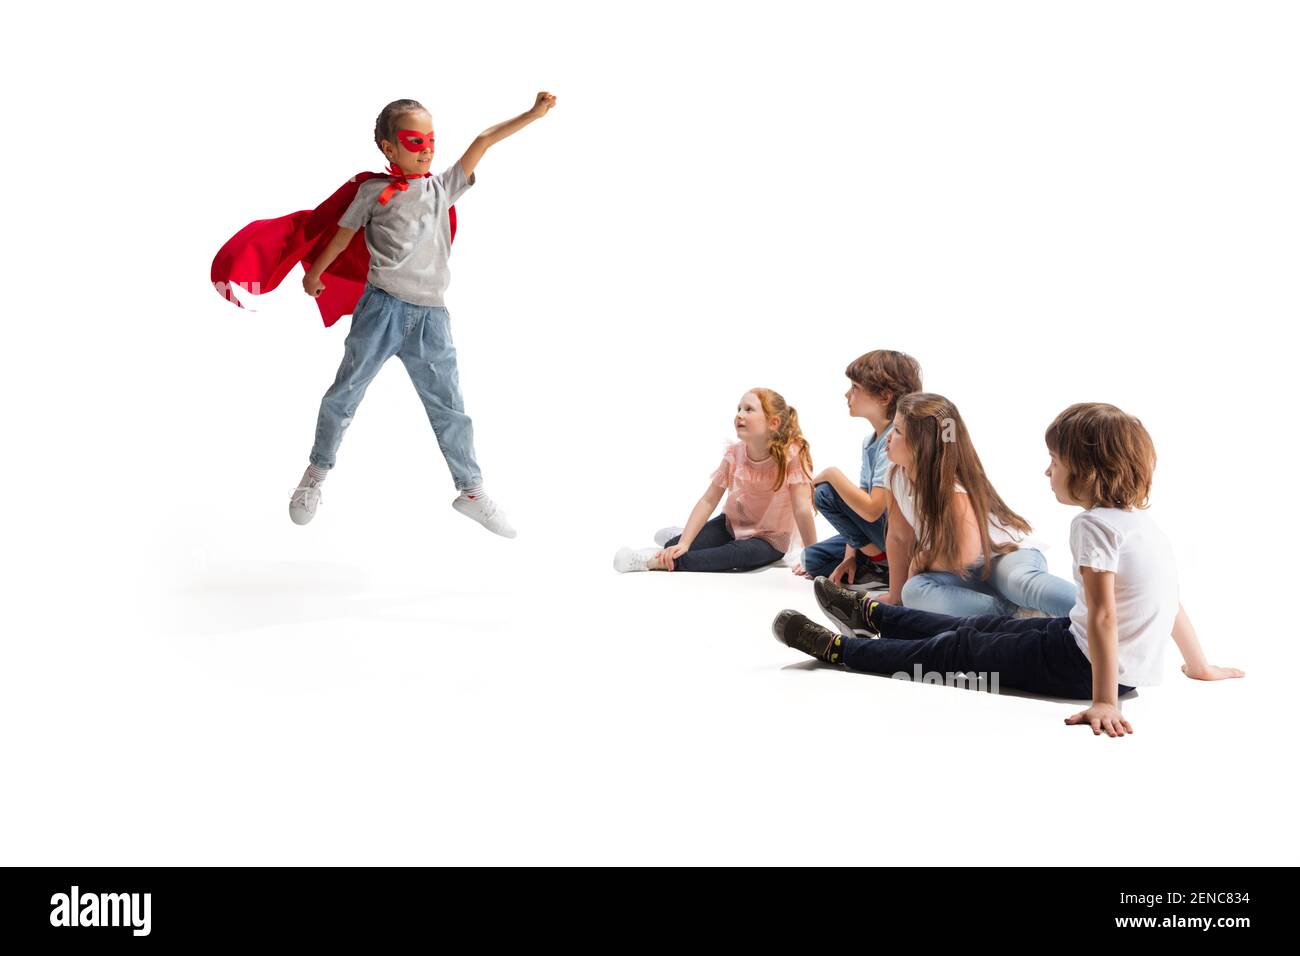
[
  {"left": 377, "top": 162, "right": 432, "bottom": 206},
  {"left": 210, "top": 169, "right": 456, "bottom": 329}
]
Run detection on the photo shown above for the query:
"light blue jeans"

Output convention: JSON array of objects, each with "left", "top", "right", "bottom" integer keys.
[
  {"left": 309, "top": 283, "right": 482, "bottom": 491},
  {"left": 900, "top": 547, "right": 1078, "bottom": 618}
]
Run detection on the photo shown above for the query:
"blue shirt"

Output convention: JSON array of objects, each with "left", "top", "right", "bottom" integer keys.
[{"left": 859, "top": 423, "right": 894, "bottom": 491}]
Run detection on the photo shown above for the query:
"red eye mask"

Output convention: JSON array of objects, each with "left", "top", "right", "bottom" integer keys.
[{"left": 396, "top": 129, "right": 435, "bottom": 153}]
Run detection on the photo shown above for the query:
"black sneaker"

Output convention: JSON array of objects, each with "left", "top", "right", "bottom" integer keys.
[
  {"left": 854, "top": 559, "right": 890, "bottom": 588},
  {"left": 772, "top": 610, "right": 843, "bottom": 664},
  {"left": 813, "top": 576, "right": 879, "bottom": 637}
]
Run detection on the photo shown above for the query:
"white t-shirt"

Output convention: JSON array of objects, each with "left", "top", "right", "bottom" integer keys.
[
  {"left": 885, "top": 465, "right": 1027, "bottom": 550},
  {"left": 1068, "top": 508, "right": 1179, "bottom": 687}
]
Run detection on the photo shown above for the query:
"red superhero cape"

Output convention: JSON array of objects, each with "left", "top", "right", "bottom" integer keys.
[{"left": 211, "top": 172, "right": 457, "bottom": 329}]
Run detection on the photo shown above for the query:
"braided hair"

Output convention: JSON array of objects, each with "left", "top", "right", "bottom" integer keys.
[{"left": 373, "top": 99, "right": 429, "bottom": 157}]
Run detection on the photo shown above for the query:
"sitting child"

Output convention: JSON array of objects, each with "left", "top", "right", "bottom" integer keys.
[
  {"left": 877, "top": 392, "right": 1078, "bottom": 617},
  {"left": 796, "top": 349, "right": 922, "bottom": 587},
  {"left": 614, "top": 388, "right": 816, "bottom": 573},
  {"left": 773, "top": 402, "right": 1243, "bottom": 736}
]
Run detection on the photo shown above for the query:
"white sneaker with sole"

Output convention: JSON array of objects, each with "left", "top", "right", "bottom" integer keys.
[
  {"left": 289, "top": 469, "right": 324, "bottom": 525},
  {"left": 613, "top": 546, "right": 660, "bottom": 573},
  {"left": 653, "top": 526, "right": 684, "bottom": 547},
  {"left": 452, "top": 493, "right": 517, "bottom": 538}
]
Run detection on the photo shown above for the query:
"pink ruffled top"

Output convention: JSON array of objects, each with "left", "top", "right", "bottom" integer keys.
[{"left": 711, "top": 441, "right": 811, "bottom": 553}]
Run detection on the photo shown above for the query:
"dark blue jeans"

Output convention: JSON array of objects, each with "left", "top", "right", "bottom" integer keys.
[
  {"left": 802, "top": 482, "right": 888, "bottom": 578},
  {"left": 665, "top": 514, "right": 783, "bottom": 573},
  {"left": 838, "top": 602, "right": 1135, "bottom": 700}
]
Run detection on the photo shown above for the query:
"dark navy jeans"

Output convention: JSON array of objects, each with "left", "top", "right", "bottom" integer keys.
[
  {"left": 801, "top": 482, "right": 887, "bottom": 578},
  {"left": 665, "top": 514, "right": 783, "bottom": 573},
  {"left": 838, "top": 601, "right": 1135, "bottom": 700}
]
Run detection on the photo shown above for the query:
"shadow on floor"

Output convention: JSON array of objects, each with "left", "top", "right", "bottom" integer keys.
[
  {"left": 164, "top": 559, "right": 499, "bottom": 637},
  {"left": 780, "top": 659, "right": 1139, "bottom": 704}
]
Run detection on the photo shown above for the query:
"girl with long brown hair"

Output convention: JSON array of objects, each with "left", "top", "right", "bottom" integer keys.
[
  {"left": 613, "top": 388, "right": 817, "bottom": 573},
  {"left": 878, "top": 393, "right": 1076, "bottom": 617}
]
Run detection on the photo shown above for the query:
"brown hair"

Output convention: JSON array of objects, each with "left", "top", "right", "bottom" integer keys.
[
  {"left": 749, "top": 388, "right": 814, "bottom": 492},
  {"left": 1045, "top": 403, "right": 1156, "bottom": 509},
  {"left": 896, "top": 392, "right": 1031, "bottom": 577},
  {"left": 844, "top": 350, "right": 923, "bottom": 419},
  {"left": 374, "top": 99, "right": 429, "bottom": 156}
]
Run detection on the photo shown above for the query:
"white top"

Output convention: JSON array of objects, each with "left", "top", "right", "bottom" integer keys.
[
  {"left": 885, "top": 464, "right": 1027, "bottom": 550},
  {"left": 1068, "top": 508, "right": 1179, "bottom": 687}
]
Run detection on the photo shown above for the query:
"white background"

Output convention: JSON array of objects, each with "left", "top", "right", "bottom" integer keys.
[{"left": 2, "top": 0, "right": 1297, "bottom": 864}]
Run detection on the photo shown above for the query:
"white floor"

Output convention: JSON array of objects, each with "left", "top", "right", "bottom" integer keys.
[
  {"left": 6, "top": 0, "right": 1298, "bottom": 865},
  {"left": 3, "top": 467, "right": 1286, "bottom": 865}
]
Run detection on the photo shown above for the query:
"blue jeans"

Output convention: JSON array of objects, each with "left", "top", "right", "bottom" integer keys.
[
  {"left": 901, "top": 548, "right": 1077, "bottom": 617},
  {"left": 801, "top": 482, "right": 888, "bottom": 578},
  {"left": 309, "top": 283, "right": 481, "bottom": 491},
  {"left": 665, "top": 514, "right": 783, "bottom": 573},
  {"left": 837, "top": 601, "right": 1134, "bottom": 700}
]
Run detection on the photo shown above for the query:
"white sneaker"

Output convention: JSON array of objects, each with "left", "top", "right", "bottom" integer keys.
[
  {"left": 653, "top": 526, "right": 684, "bottom": 547},
  {"left": 289, "top": 469, "right": 325, "bottom": 525},
  {"left": 452, "top": 493, "right": 517, "bottom": 538},
  {"left": 613, "top": 546, "right": 659, "bottom": 573}
]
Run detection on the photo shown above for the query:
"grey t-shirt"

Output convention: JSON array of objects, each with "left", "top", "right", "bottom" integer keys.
[{"left": 338, "top": 161, "right": 476, "bottom": 307}]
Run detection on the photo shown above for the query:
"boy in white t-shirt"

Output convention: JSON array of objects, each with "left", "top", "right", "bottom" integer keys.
[
  {"left": 1048, "top": 403, "right": 1243, "bottom": 734},
  {"left": 772, "top": 402, "right": 1243, "bottom": 737}
]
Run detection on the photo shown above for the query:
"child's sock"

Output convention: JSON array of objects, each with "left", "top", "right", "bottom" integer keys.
[
  {"left": 303, "top": 464, "right": 328, "bottom": 485},
  {"left": 461, "top": 483, "right": 485, "bottom": 500},
  {"left": 864, "top": 599, "right": 882, "bottom": 635}
]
